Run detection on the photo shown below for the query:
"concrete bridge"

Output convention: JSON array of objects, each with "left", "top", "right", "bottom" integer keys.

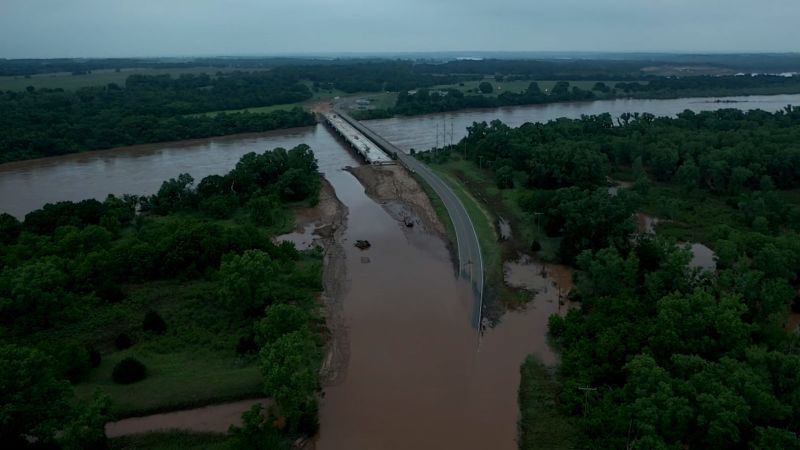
[
  {"left": 322, "top": 112, "right": 394, "bottom": 165},
  {"left": 332, "top": 108, "right": 485, "bottom": 330}
]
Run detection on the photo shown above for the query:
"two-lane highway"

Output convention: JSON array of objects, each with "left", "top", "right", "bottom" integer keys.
[{"left": 334, "top": 109, "right": 485, "bottom": 329}]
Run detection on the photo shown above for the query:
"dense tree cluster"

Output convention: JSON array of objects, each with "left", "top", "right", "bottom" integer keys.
[
  {"left": 0, "top": 145, "right": 325, "bottom": 446},
  {"left": 549, "top": 235, "right": 800, "bottom": 449},
  {"left": 273, "top": 61, "right": 463, "bottom": 93},
  {"left": 438, "top": 106, "right": 800, "bottom": 200},
  {"left": 419, "top": 107, "right": 800, "bottom": 448}
]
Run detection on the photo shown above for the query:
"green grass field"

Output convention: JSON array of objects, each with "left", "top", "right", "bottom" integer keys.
[
  {"left": 32, "top": 279, "right": 265, "bottom": 418},
  {"left": 518, "top": 357, "right": 581, "bottom": 450}
]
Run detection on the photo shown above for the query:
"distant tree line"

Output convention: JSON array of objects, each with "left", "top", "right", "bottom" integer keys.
[
  {"left": 358, "top": 75, "right": 800, "bottom": 118},
  {"left": 0, "top": 70, "right": 318, "bottom": 162},
  {"left": 4, "top": 54, "right": 800, "bottom": 78}
]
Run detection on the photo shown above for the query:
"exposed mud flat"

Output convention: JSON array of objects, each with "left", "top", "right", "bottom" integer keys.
[
  {"left": 348, "top": 164, "right": 446, "bottom": 238},
  {"left": 276, "top": 222, "right": 318, "bottom": 250},
  {"left": 105, "top": 399, "right": 269, "bottom": 438}
]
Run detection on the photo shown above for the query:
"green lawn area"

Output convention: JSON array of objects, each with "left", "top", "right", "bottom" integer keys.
[
  {"left": 0, "top": 67, "right": 269, "bottom": 91},
  {"left": 24, "top": 279, "right": 262, "bottom": 418},
  {"left": 518, "top": 357, "right": 582, "bottom": 450},
  {"left": 76, "top": 350, "right": 261, "bottom": 418}
]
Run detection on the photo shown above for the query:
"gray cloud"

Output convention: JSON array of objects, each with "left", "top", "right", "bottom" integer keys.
[{"left": 0, "top": 0, "right": 797, "bottom": 58}]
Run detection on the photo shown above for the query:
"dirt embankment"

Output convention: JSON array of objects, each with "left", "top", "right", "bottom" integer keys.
[
  {"left": 348, "top": 164, "right": 446, "bottom": 238},
  {"left": 293, "top": 179, "right": 350, "bottom": 387}
]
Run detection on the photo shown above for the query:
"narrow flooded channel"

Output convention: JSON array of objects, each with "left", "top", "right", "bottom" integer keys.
[{"left": 2, "top": 94, "right": 797, "bottom": 447}]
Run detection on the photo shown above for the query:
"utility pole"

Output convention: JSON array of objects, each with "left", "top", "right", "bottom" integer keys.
[
  {"left": 578, "top": 386, "right": 597, "bottom": 418},
  {"left": 450, "top": 119, "right": 454, "bottom": 147},
  {"left": 533, "top": 211, "right": 543, "bottom": 238}
]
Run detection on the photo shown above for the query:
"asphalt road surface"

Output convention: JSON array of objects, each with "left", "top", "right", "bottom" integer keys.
[{"left": 335, "top": 109, "right": 485, "bottom": 329}]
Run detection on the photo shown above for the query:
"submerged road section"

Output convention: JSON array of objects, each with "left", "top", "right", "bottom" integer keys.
[{"left": 334, "top": 108, "right": 485, "bottom": 329}]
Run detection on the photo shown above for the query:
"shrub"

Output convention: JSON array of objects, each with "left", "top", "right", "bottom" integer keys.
[
  {"left": 55, "top": 342, "right": 91, "bottom": 383},
  {"left": 142, "top": 310, "right": 167, "bottom": 334},
  {"left": 236, "top": 333, "right": 258, "bottom": 355},
  {"left": 530, "top": 240, "right": 542, "bottom": 252},
  {"left": 87, "top": 346, "right": 102, "bottom": 368},
  {"left": 95, "top": 281, "right": 125, "bottom": 303},
  {"left": 115, "top": 333, "right": 132, "bottom": 350},
  {"left": 112, "top": 357, "right": 147, "bottom": 384}
]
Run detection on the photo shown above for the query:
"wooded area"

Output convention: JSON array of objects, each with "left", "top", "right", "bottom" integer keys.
[
  {"left": 0, "top": 145, "right": 325, "bottom": 448},
  {"left": 417, "top": 107, "right": 800, "bottom": 449}
]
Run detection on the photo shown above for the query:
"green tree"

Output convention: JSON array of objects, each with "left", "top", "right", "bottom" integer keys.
[
  {"left": 478, "top": 81, "right": 493, "bottom": 94},
  {"left": 0, "top": 344, "right": 72, "bottom": 446},
  {"left": 259, "top": 328, "right": 321, "bottom": 429},
  {"left": 675, "top": 158, "right": 700, "bottom": 191},
  {"left": 218, "top": 250, "right": 281, "bottom": 316},
  {"left": 256, "top": 304, "right": 312, "bottom": 346}
]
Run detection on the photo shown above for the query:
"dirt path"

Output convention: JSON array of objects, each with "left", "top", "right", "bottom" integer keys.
[{"left": 105, "top": 399, "right": 268, "bottom": 437}]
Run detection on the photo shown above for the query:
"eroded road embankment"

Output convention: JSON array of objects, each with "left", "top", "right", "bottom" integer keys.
[{"left": 348, "top": 164, "right": 446, "bottom": 237}]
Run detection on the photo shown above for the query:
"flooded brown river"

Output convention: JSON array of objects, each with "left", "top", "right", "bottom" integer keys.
[{"left": 2, "top": 94, "right": 798, "bottom": 447}]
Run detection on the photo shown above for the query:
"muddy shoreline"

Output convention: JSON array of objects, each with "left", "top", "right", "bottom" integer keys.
[
  {"left": 347, "top": 164, "right": 446, "bottom": 238},
  {"left": 312, "top": 179, "right": 351, "bottom": 387}
]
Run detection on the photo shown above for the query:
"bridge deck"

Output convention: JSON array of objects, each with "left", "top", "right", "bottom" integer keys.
[{"left": 322, "top": 112, "right": 394, "bottom": 165}]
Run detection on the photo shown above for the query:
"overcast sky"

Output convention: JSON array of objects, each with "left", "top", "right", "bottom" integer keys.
[{"left": 0, "top": 0, "right": 797, "bottom": 58}]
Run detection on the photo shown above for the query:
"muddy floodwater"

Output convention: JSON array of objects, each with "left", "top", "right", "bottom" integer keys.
[
  {"left": 364, "top": 94, "right": 800, "bottom": 153},
  {"left": 1, "top": 94, "right": 795, "bottom": 446}
]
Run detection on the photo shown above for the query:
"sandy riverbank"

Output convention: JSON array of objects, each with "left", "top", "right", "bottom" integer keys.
[{"left": 347, "top": 164, "right": 446, "bottom": 238}]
